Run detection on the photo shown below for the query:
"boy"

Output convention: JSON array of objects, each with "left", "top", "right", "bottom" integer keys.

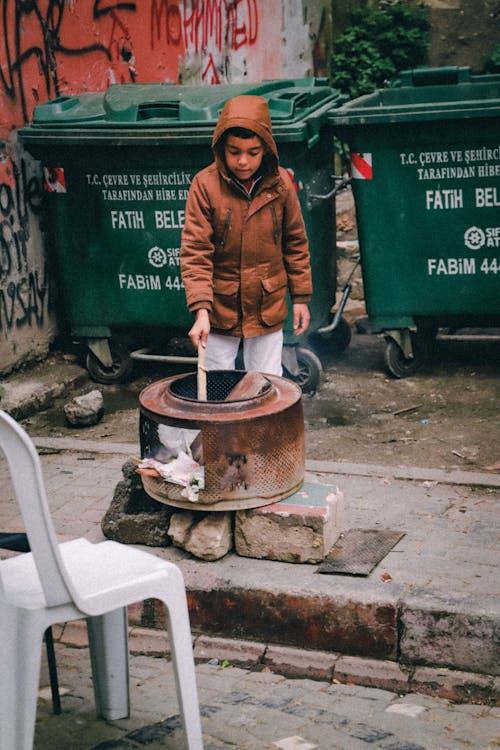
[{"left": 180, "top": 94, "right": 312, "bottom": 375}]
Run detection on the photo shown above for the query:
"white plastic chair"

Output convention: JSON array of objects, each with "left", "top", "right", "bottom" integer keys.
[{"left": 0, "top": 409, "right": 203, "bottom": 750}]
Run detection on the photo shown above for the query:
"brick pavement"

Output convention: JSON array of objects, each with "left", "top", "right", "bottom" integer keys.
[{"left": 33, "top": 635, "right": 500, "bottom": 749}]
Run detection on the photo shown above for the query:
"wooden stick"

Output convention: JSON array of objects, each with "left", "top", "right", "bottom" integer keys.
[
  {"left": 392, "top": 403, "right": 422, "bottom": 416},
  {"left": 197, "top": 344, "right": 207, "bottom": 401}
]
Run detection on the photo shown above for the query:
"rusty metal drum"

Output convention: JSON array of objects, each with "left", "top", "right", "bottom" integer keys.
[{"left": 139, "top": 370, "right": 304, "bottom": 511}]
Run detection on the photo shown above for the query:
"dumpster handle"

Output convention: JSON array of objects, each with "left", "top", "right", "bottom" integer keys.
[
  {"left": 307, "top": 175, "right": 351, "bottom": 208},
  {"left": 397, "top": 66, "right": 471, "bottom": 88},
  {"left": 317, "top": 256, "right": 360, "bottom": 335},
  {"left": 130, "top": 347, "right": 197, "bottom": 364}
]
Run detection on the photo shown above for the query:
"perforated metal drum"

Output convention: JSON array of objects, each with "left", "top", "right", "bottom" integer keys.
[{"left": 139, "top": 370, "right": 304, "bottom": 511}]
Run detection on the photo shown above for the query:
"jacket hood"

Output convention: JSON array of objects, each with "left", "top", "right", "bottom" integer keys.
[{"left": 212, "top": 95, "right": 278, "bottom": 175}]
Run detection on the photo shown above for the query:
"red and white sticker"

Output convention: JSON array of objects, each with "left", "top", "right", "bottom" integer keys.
[
  {"left": 284, "top": 166, "right": 303, "bottom": 192},
  {"left": 351, "top": 153, "right": 373, "bottom": 180},
  {"left": 43, "top": 166, "right": 67, "bottom": 192}
]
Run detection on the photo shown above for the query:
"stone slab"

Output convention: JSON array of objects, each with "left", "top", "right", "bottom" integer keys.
[{"left": 235, "top": 482, "right": 344, "bottom": 563}]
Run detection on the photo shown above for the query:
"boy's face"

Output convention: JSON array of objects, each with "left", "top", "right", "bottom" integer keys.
[{"left": 224, "top": 134, "right": 265, "bottom": 181}]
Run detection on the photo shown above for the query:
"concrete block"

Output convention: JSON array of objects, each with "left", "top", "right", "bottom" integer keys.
[
  {"left": 194, "top": 635, "right": 265, "bottom": 667},
  {"left": 129, "top": 626, "right": 170, "bottom": 657},
  {"left": 411, "top": 666, "right": 496, "bottom": 705},
  {"left": 334, "top": 655, "right": 409, "bottom": 694},
  {"left": 187, "top": 512, "right": 233, "bottom": 560},
  {"left": 168, "top": 510, "right": 198, "bottom": 547},
  {"left": 169, "top": 510, "right": 233, "bottom": 561},
  {"left": 400, "top": 594, "right": 500, "bottom": 676},
  {"left": 235, "top": 482, "right": 344, "bottom": 563},
  {"left": 102, "top": 459, "right": 174, "bottom": 546},
  {"left": 264, "top": 644, "right": 337, "bottom": 681}
]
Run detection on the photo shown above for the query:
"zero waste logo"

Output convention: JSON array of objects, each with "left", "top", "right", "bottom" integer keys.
[
  {"left": 464, "top": 226, "right": 485, "bottom": 250},
  {"left": 148, "top": 246, "right": 168, "bottom": 267}
]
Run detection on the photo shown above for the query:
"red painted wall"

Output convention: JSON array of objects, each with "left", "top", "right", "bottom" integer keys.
[
  {"left": 1, "top": 1, "right": 281, "bottom": 137},
  {"left": 0, "top": 0, "right": 289, "bottom": 372}
]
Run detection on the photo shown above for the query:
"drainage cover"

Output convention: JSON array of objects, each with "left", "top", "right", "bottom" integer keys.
[{"left": 317, "top": 528, "right": 405, "bottom": 576}]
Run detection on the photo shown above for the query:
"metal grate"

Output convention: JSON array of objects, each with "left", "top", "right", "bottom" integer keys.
[
  {"left": 318, "top": 529, "right": 405, "bottom": 576},
  {"left": 170, "top": 370, "right": 246, "bottom": 401}
]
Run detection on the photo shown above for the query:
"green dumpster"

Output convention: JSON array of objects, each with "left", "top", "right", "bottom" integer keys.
[
  {"left": 329, "top": 66, "right": 500, "bottom": 377},
  {"left": 19, "top": 79, "right": 346, "bottom": 391}
]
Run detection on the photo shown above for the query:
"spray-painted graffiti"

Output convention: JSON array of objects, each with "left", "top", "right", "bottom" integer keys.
[
  {"left": 149, "top": 0, "right": 259, "bottom": 53},
  {"left": 0, "top": 152, "right": 49, "bottom": 332},
  {"left": 0, "top": 0, "right": 294, "bottom": 369},
  {"left": 149, "top": 0, "right": 262, "bottom": 86},
  {"left": 0, "top": 0, "right": 139, "bottom": 129},
  {"left": 0, "top": 264, "right": 50, "bottom": 331},
  {"left": 150, "top": 0, "right": 260, "bottom": 84},
  {"left": 0, "top": 1, "right": 267, "bottom": 133}
]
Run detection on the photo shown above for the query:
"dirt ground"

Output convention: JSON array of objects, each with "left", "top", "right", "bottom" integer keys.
[
  {"left": 303, "top": 326, "right": 500, "bottom": 472},
  {"left": 20, "top": 324, "right": 500, "bottom": 475}
]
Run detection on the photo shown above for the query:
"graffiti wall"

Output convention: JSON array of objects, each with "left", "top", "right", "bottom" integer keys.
[
  {"left": 0, "top": 145, "right": 51, "bottom": 365},
  {"left": 0, "top": 0, "right": 332, "bottom": 374}
]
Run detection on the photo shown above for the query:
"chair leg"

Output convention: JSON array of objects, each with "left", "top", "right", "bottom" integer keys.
[
  {"left": 0, "top": 536, "right": 61, "bottom": 715},
  {"left": 159, "top": 569, "right": 204, "bottom": 750},
  {"left": 0, "top": 607, "right": 44, "bottom": 750},
  {"left": 44, "top": 627, "right": 62, "bottom": 715},
  {"left": 87, "top": 607, "right": 130, "bottom": 720}
]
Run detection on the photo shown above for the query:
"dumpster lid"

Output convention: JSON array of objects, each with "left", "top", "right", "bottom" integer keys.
[
  {"left": 328, "top": 67, "right": 500, "bottom": 126},
  {"left": 19, "top": 79, "right": 346, "bottom": 148}
]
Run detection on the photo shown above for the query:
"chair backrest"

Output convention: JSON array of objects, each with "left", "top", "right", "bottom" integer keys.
[{"left": 0, "top": 410, "right": 72, "bottom": 607}]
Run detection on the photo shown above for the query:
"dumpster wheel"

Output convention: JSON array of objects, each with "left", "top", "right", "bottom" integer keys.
[
  {"left": 86, "top": 341, "right": 134, "bottom": 384},
  {"left": 384, "top": 333, "right": 428, "bottom": 379},
  {"left": 284, "top": 347, "right": 322, "bottom": 395}
]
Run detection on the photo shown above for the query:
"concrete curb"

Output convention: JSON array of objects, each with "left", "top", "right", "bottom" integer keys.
[
  {"left": 31, "top": 436, "right": 500, "bottom": 488},
  {"left": 307, "top": 459, "right": 500, "bottom": 489},
  {"left": 134, "top": 568, "right": 498, "bottom": 683},
  {"left": 1, "top": 361, "right": 88, "bottom": 420}
]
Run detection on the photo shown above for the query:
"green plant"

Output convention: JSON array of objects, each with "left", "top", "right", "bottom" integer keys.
[{"left": 331, "top": 0, "right": 430, "bottom": 99}]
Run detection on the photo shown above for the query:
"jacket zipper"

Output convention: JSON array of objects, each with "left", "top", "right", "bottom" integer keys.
[
  {"left": 270, "top": 204, "right": 279, "bottom": 245},
  {"left": 220, "top": 209, "right": 232, "bottom": 249}
]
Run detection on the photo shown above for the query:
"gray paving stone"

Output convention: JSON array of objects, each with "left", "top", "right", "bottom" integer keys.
[{"left": 30, "top": 640, "right": 500, "bottom": 748}]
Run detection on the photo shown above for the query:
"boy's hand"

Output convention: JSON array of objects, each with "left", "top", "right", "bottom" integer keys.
[
  {"left": 189, "top": 308, "right": 210, "bottom": 349},
  {"left": 292, "top": 303, "right": 310, "bottom": 336}
]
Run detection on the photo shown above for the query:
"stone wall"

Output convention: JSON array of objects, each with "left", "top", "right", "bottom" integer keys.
[
  {"left": 418, "top": 0, "right": 499, "bottom": 71},
  {"left": 334, "top": 1, "right": 499, "bottom": 73}
]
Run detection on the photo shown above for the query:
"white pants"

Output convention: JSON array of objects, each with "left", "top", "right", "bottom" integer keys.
[{"left": 205, "top": 330, "right": 283, "bottom": 375}]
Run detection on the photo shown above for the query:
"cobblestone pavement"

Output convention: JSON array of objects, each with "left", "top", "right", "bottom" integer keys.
[{"left": 35, "top": 646, "right": 499, "bottom": 750}]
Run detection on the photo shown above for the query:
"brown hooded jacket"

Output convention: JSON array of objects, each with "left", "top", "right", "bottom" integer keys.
[{"left": 180, "top": 94, "right": 312, "bottom": 338}]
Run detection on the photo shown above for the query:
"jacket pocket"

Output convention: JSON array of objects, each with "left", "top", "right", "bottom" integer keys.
[
  {"left": 259, "top": 270, "right": 288, "bottom": 327},
  {"left": 211, "top": 277, "right": 240, "bottom": 330}
]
